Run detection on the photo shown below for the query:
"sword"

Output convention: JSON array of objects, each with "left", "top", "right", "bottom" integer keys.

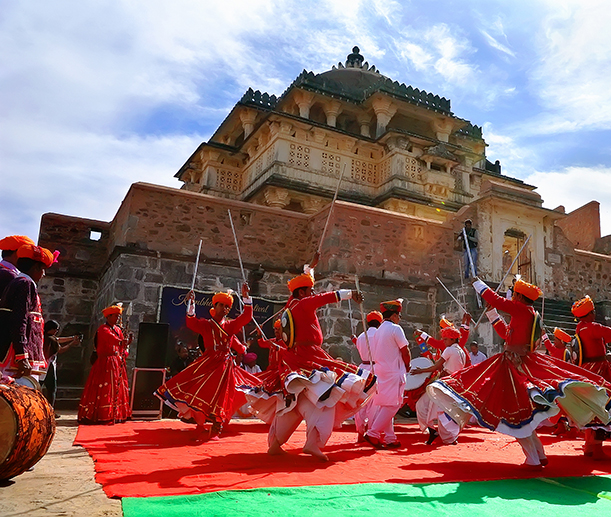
[{"left": 436, "top": 277, "right": 469, "bottom": 314}]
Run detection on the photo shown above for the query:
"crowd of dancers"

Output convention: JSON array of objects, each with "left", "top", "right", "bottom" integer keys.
[{"left": 2, "top": 231, "right": 611, "bottom": 469}]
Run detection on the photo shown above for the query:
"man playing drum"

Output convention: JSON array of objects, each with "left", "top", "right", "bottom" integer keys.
[{"left": 411, "top": 326, "right": 467, "bottom": 445}]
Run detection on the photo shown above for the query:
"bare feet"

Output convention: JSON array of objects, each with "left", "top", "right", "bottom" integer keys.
[
  {"left": 303, "top": 446, "right": 329, "bottom": 462},
  {"left": 267, "top": 440, "right": 288, "bottom": 456}
]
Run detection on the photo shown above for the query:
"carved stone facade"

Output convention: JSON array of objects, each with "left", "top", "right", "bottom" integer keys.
[{"left": 37, "top": 48, "right": 611, "bottom": 392}]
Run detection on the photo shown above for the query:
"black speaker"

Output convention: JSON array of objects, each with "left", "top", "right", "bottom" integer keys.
[
  {"left": 135, "top": 322, "right": 170, "bottom": 368},
  {"left": 130, "top": 368, "right": 166, "bottom": 418}
]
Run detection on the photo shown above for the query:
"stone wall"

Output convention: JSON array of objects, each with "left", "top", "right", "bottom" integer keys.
[{"left": 555, "top": 201, "right": 600, "bottom": 252}]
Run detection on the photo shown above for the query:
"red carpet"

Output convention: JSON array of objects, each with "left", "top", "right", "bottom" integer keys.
[{"left": 74, "top": 419, "right": 611, "bottom": 498}]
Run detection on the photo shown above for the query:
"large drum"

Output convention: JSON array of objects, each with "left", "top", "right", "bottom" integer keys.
[{"left": 0, "top": 383, "right": 56, "bottom": 480}]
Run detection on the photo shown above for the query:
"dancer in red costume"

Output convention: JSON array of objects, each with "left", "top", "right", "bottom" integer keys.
[
  {"left": 245, "top": 320, "right": 288, "bottom": 423},
  {"left": 155, "top": 283, "right": 261, "bottom": 438},
  {"left": 78, "top": 305, "right": 132, "bottom": 424},
  {"left": 572, "top": 295, "right": 611, "bottom": 458},
  {"left": 266, "top": 272, "right": 375, "bottom": 461},
  {"left": 428, "top": 278, "right": 611, "bottom": 468}
]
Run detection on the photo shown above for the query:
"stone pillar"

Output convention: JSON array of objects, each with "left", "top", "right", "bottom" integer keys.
[
  {"left": 263, "top": 187, "right": 290, "bottom": 209},
  {"left": 293, "top": 90, "right": 315, "bottom": 119},
  {"left": 239, "top": 109, "right": 258, "bottom": 138},
  {"left": 301, "top": 196, "right": 325, "bottom": 214},
  {"left": 431, "top": 118, "right": 453, "bottom": 143},
  {"left": 371, "top": 97, "right": 397, "bottom": 138},
  {"left": 357, "top": 114, "right": 372, "bottom": 137},
  {"left": 323, "top": 100, "right": 342, "bottom": 127}
]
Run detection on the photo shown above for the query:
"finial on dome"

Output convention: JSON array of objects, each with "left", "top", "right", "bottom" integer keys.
[{"left": 346, "top": 46, "right": 364, "bottom": 68}]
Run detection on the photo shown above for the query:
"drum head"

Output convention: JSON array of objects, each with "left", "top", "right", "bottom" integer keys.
[
  {"left": 405, "top": 356, "right": 434, "bottom": 391},
  {"left": 281, "top": 308, "right": 296, "bottom": 349},
  {"left": 14, "top": 376, "right": 41, "bottom": 391},
  {"left": 0, "top": 394, "right": 17, "bottom": 465}
]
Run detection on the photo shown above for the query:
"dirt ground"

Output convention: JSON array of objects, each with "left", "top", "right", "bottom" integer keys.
[{"left": 0, "top": 410, "right": 122, "bottom": 517}]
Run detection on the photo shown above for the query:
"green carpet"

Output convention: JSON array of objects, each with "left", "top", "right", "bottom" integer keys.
[{"left": 122, "top": 476, "right": 611, "bottom": 517}]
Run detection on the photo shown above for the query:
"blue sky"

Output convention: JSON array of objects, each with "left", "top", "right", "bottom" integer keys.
[{"left": 2, "top": 0, "right": 611, "bottom": 240}]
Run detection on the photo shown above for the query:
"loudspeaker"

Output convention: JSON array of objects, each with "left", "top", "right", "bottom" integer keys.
[
  {"left": 130, "top": 368, "right": 166, "bottom": 419},
  {"left": 135, "top": 322, "right": 170, "bottom": 368}
]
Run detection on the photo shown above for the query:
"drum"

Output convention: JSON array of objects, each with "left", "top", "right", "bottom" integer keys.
[
  {"left": 0, "top": 383, "right": 56, "bottom": 480},
  {"left": 13, "top": 375, "right": 42, "bottom": 391},
  {"left": 404, "top": 357, "right": 434, "bottom": 391}
]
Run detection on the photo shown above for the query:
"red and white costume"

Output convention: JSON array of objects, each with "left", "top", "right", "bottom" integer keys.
[
  {"left": 155, "top": 296, "right": 262, "bottom": 427},
  {"left": 267, "top": 289, "right": 375, "bottom": 454},
  {"left": 428, "top": 279, "right": 611, "bottom": 466}
]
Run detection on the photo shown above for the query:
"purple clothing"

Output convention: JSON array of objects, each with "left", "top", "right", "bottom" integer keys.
[
  {"left": 0, "top": 274, "right": 44, "bottom": 362},
  {"left": 0, "top": 261, "right": 18, "bottom": 298}
]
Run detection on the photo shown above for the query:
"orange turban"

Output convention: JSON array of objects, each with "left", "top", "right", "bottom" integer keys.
[
  {"left": 441, "top": 326, "right": 461, "bottom": 340},
  {"left": 380, "top": 299, "right": 403, "bottom": 313},
  {"left": 287, "top": 273, "right": 314, "bottom": 292},
  {"left": 0, "top": 235, "right": 35, "bottom": 251},
  {"left": 273, "top": 319, "right": 282, "bottom": 329},
  {"left": 102, "top": 305, "right": 123, "bottom": 318},
  {"left": 439, "top": 318, "right": 453, "bottom": 329},
  {"left": 212, "top": 292, "right": 234, "bottom": 307},
  {"left": 572, "top": 295, "right": 595, "bottom": 318},
  {"left": 366, "top": 311, "right": 383, "bottom": 323},
  {"left": 16, "top": 244, "right": 54, "bottom": 268},
  {"left": 513, "top": 279, "right": 542, "bottom": 301},
  {"left": 553, "top": 327, "right": 571, "bottom": 343}
]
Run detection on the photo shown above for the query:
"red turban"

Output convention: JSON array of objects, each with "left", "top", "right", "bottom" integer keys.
[
  {"left": 572, "top": 295, "right": 595, "bottom": 318},
  {"left": 514, "top": 279, "right": 542, "bottom": 301},
  {"left": 366, "top": 311, "right": 383, "bottom": 323},
  {"left": 441, "top": 326, "right": 461, "bottom": 340},
  {"left": 212, "top": 292, "right": 234, "bottom": 307},
  {"left": 287, "top": 273, "right": 314, "bottom": 292},
  {"left": 0, "top": 235, "right": 35, "bottom": 251},
  {"left": 16, "top": 244, "right": 54, "bottom": 268},
  {"left": 553, "top": 327, "right": 571, "bottom": 343},
  {"left": 273, "top": 319, "right": 282, "bottom": 329},
  {"left": 102, "top": 305, "right": 123, "bottom": 318},
  {"left": 380, "top": 299, "right": 403, "bottom": 313},
  {"left": 439, "top": 318, "right": 453, "bottom": 329}
]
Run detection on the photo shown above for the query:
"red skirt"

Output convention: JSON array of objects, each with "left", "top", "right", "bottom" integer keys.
[
  {"left": 78, "top": 355, "right": 131, "bottom": 424},
  {"left": 427, "top": 351, "right": 611, "bottom": 438},
  {"left": 155, "top": 351, "right": 262, "bottom": 425}
]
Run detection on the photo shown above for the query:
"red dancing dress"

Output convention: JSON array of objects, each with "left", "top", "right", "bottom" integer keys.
[
  {"left": 428, "top": 284, "right": 611, "bottom": 439},
  {"left": 78, "top": 324, "right": 130, "bottom": 424},
  {"left": 155, "top": 304, "right": 261, "bottom": 426},
  {"left": 574, "top": 321, "right": 611, "bottom": 381}
]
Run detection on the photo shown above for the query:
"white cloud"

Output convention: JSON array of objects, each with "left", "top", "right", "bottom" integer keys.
[
  {"left": 529, "top": 0, "right": 611, "bottom": 132},
  {"left": 524, "top": 166, "right": 611, "bottom": 237}
]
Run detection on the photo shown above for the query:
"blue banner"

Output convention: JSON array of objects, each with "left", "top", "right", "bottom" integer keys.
[{"left": 159, "top": 286, "right": 283, "bottom": 369}]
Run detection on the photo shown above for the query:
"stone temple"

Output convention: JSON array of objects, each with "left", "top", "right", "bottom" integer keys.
[{"left": 37, "top": 47, "right": 611, "bottom": 399}]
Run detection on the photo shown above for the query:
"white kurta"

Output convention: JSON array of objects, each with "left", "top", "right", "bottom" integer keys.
[
  {"left": 355, "top": 327, "right": 377, "bottom": 364},
  {"left": 371, "top": 320, "right": 409, "bottom": 407}
]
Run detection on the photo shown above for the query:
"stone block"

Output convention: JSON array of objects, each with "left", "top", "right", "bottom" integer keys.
[{"left": 114, "top": 280, "right": 141, "bottom": 301}]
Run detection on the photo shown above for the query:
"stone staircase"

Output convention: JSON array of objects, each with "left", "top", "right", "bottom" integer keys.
[{"left": 533, "top": 298, "right": 576, "bottom": 334}]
